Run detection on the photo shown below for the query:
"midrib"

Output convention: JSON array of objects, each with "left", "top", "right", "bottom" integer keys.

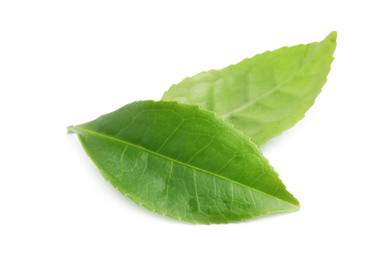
[
  {"left": 218, "top": 44, "right": 323, "bottom": 119},
  {"left": 69, "top": 125, "right": 298, "bottom": 207}
]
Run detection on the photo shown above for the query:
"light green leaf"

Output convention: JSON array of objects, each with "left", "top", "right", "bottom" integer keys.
[
  {"left": 68, "top": 101, "right": 299, "bottom": 224},
  {"left": 162, "top": 32, "right": 337, "bottom": 146}
]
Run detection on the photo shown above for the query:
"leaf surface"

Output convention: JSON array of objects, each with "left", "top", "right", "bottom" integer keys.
[
  {"left": 162, "top": 32, "right": 337, "bottom": 146},
  {"left": 68, "top": 101, "right": 299, "bottom": 224}
]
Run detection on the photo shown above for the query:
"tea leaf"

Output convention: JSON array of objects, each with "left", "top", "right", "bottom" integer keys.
[
  {"left": 68, "top": 101, "right": 299, "bottom": 224},
  {"left": 162, "top": 32, "right": 337, "bottom": 146}
]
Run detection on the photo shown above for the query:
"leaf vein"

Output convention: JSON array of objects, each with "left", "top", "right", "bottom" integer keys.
[
  {"left": 218, "top": 45, "right": 325, "bottom": 119},
  {"left": 70, "top": 126, "right": 295, "bottom": 205}
]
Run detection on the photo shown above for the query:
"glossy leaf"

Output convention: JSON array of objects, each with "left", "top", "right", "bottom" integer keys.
[
  {"left": 68, "top": 101, "right": 299, "bottom": 224},
  {"left": 162, "top": 32, "right": 337, "bottom": 146}
]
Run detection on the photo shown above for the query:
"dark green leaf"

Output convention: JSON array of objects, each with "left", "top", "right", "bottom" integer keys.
[{"left": 68, "top": 101, "right": 299, "bottom": 224}]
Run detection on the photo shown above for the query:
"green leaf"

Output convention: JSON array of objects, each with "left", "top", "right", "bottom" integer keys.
[
  {"left": 162, "top": 32, "right": 337, "bottom": 146},
  {"left": 68, "top": 101, "right": 299, "bottom": 224}
]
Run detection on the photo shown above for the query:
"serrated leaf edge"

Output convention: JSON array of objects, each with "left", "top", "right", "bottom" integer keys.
[{"left": 69, "top": 100, "right": 299, "bottom": 224}]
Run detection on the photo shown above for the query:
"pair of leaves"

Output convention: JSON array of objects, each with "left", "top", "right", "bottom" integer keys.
[{"left": 68, "top": 32, "right": 336, "bottom": 224}]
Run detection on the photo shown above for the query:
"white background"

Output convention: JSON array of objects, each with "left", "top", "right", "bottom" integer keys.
[{"left": 1, "top": 1, "right": 388, "bottom": 259}]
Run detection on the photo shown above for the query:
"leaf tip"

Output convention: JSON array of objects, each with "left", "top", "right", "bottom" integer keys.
[{"left": 326, "top": 31, "right": 337, "bottom": 43}]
